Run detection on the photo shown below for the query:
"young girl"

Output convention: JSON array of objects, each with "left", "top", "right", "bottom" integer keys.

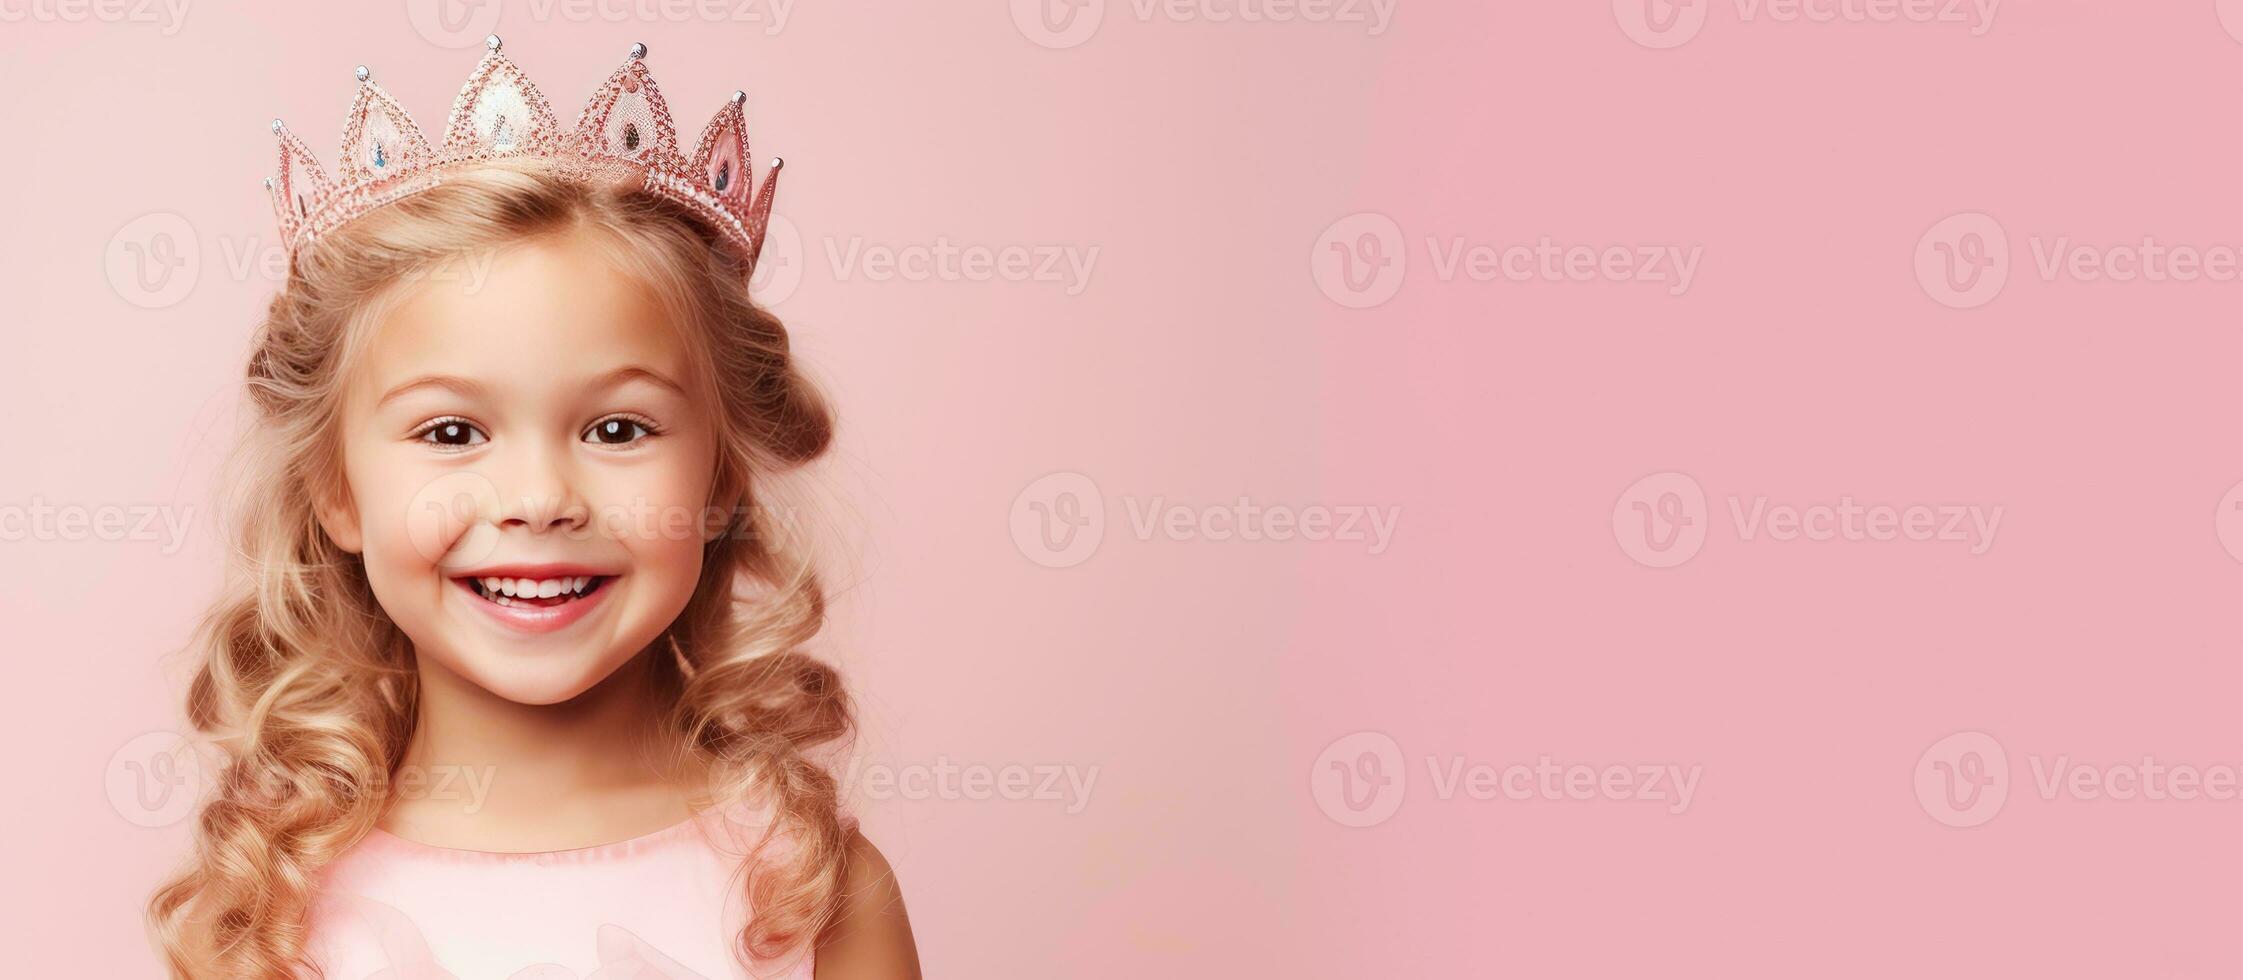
[{"left": 146, "top": 38, "right": 919, "bottom": 979}]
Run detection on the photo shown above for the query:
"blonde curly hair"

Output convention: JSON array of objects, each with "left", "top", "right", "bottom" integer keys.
[{"left": 147, "top": 161, "right": 854, "bottom": 978}]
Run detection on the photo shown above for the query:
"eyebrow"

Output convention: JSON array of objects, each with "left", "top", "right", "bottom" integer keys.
[
  {"left": 596, "top": 365, "right": 688, "bottom": 396},
  {"left": 374, "top": 366, "right": 686, "bottom": 409},
  {"left": 376, "top": 374, "right": 485, "bottom": 408}
]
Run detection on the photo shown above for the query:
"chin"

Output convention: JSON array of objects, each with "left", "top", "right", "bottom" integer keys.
[{"left": 448, "top": 648, "right": 639, "bottom": 706}]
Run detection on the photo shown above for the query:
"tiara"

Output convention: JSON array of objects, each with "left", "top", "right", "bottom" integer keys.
[{"left": 264, "top": 37, "right": 782, "bottom": 276}]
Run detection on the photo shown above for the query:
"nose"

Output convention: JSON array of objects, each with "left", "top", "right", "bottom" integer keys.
[{"left": 490, "top": 439, "right": 591, "bottom": 534}]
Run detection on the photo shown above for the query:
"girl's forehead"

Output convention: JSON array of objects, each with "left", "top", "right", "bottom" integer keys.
[{"left": 355, "top": 234, "right": 696, "bottom": 400}]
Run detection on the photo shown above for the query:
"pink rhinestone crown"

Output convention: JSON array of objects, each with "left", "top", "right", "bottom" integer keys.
[{"left": 265, "top": 37, "right": 782, "bottom": 275}]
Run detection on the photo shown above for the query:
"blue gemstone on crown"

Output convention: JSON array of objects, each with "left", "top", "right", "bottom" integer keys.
[{"left": 371, "top": 140, "right": 387, "bottom": 169}]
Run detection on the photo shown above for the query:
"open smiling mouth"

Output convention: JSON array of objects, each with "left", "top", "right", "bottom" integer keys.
[
  {"left": 451, "top": 571, "right": 619, "bottom": 633},
  {"left": 461, "top": 575, "right": 611, "bottom": 607}
]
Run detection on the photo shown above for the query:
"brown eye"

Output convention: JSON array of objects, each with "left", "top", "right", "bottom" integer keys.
[
  {"left": 586, "top": 417, "right": 654, "bottom": 445},
  {"left": 415, "top": 418, "right": 486, "bottom": 448}
]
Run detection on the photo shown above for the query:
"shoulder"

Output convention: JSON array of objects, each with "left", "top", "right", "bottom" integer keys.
[{"left": 813, "top": 829, "right": 921, "bottom": 979}]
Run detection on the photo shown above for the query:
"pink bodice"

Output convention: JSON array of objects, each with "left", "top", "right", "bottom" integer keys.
[{"left": 306, "top": 808, "right": 819, "bottom": 979}]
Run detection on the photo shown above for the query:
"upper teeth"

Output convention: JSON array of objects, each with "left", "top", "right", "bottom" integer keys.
[{"left": 480, "top": 576, "right": 594, "bottom": 598}]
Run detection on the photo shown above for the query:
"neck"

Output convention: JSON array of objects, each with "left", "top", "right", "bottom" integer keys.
[{"left": 386, "top": 648, "right": 704, "bottom": 850}]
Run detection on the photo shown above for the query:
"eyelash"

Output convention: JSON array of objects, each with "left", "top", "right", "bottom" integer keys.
[
  {"left": 584, "top": 413, "right": 665, "bottom": 447},
  {"left": 405, "top": 414, "right": 667, "bottom": 451},
  {"left": 410, "top": 416, "right": 485, "bottom": 451}
]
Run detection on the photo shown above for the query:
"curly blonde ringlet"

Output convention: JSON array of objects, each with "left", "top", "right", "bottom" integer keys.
[{"left": 146, "top": 160, "right": 854, "bottom": 978}]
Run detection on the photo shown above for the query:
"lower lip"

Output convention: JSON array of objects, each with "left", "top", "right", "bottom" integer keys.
[{"left": 454, "top": 577, "right": 615, "bottom": 634}]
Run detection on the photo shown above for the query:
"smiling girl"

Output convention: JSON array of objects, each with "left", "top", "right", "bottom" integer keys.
[{"left": 146, "top": 40, "right": 918, "bottom": 979}]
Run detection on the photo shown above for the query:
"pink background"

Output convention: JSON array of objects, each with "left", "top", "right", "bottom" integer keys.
[{"left": 8, "top": 0, "right": 2243, "bottom": 976}]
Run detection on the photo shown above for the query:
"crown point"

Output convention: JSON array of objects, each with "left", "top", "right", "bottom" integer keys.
[
  {"left": 354, "top": 65, "right": 371, "bottom": 83},
  {"left": 731, "top": 90, "right": 747, "bottom": 105},
  {"left": 263, "top": 176, "right": 274, "bottom": 190},
  {"left": 769, "top": 156, "right": 783, "bottom": 169},
  {"left": 485, "top": 34, "right": 502, "bottom": 51},
  {"left": 270, "top": 118, "right": 285, "bottom": 134},
  {"left": 628, "top": 42, "right": 647, "bottom": 60}
]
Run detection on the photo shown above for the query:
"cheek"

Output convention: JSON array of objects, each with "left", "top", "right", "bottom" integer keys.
[
  {"left": 586, "top": 449, "right": 718, "bottom": 587},
  {"left": 400, "top": 471, "right": 505, "bottom": 569},
  {"left": 349, "top": 456, "right": 502, "bottom": 573}
]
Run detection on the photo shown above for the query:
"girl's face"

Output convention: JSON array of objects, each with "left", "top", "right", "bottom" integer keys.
[{"left": 318, "top": 230, "right": 720, "bottom": 705}]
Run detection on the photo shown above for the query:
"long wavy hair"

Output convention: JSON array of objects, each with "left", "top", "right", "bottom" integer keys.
[{"left": 147, "top": 161, "right": 854, "bottom": 978}]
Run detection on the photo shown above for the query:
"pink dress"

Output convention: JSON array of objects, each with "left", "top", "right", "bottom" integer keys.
[{"left": 306, "top": 808, "right": 821, "bottom": 979}]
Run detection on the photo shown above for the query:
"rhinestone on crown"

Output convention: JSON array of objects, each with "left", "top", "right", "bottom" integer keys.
[{"left": 263, "top": 37, "right": 785, "bottom": 276}]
